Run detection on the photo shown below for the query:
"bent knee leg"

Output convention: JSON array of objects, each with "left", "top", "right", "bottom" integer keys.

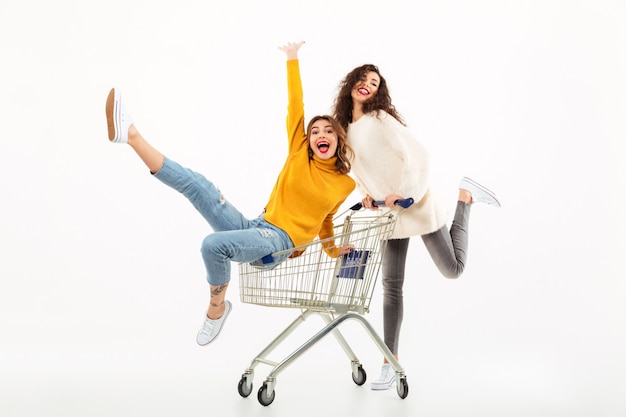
[{"left": 200, "top": 234, "right": 231, "bottom": 286}]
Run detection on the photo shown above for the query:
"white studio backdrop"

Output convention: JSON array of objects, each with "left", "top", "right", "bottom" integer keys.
[{"left": 1, "top": 1, "right": 625, "bottom": 416}]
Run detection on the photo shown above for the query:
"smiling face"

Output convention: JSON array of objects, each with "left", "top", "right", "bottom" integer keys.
[
  {"left": 308, "top": 118, "right": 339, "bottom": 161},
  {"left": 351, "top": 70, "right": 380, "bottom": 105}
]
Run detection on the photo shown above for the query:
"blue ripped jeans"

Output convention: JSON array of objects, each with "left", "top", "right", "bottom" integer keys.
[{"left": 153, "top": 157, "right": 294, "bottom": 286}]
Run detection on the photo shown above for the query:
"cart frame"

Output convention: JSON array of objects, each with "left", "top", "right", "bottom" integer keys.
[{"left": 237, "top": 207, "right": 410, "bottom": 406}]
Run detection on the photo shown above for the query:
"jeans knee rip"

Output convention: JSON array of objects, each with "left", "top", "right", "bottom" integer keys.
[
  {"left": 217, "top": 189, "right": 226, "bottom": 205},
  {"left": 256, "top": 228, "right": 274, "bottom": 238}
]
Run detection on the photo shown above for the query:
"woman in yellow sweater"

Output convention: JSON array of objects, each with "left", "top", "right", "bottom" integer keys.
[{"left": 104, "top": 41, "right": 355, "bottom": 346}]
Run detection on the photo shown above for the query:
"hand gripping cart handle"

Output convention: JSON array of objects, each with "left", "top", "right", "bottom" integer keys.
[{"left": 236, "top": 199, "right": 413, "bottom": 406}]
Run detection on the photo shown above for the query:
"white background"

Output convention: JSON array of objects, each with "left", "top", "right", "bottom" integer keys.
[{"left": 1, "top": 0, "right": 625, "bottom": 416}]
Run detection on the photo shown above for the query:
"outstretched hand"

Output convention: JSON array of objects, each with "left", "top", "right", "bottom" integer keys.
[{"left": 279, "top": 41, "right": 305, "bottom": 60}]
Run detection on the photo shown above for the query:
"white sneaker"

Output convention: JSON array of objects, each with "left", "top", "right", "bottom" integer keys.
[
  {"left": 105, "top": 88, "right": 133, "bottom": 144},
  {"left": 459, "top": 177, "right": 501, "bottom": 207},
  {"left": 370, "top": 363, "right": 396, "bottom": 390},
  {"left": 196, "top": 300, "right": 232, "bottom": 346}
]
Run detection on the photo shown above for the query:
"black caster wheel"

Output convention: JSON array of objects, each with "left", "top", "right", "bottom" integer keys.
[
  {"left": 257, "top": 383, "right": 276, "bottom": 406},
  {"left": 238, "top": 375, "right": 253, "bottom": 398},
  {"left": 352, "top": 364, "right": 367, "bottom": 385},
  {"left": 396, "top": 377, "right": 409, "bottom": 399}
]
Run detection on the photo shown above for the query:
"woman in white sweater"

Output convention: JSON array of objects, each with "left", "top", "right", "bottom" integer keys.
[{"left": 332, "top": 64, "right": 501, "bottom": 390}]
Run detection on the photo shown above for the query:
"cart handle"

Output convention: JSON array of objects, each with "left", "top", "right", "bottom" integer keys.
[{"left": 350, "top": 197, "right": 414, "bottom": 211}]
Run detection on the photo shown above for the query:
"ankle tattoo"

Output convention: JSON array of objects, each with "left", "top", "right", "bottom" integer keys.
[{"left": 211, "top": 283, "right": 228, "bottom": 297}]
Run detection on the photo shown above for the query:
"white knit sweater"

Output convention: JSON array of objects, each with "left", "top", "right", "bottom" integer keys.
[{"left": 347, "top": 110, "right": 448, "bottom": 239}]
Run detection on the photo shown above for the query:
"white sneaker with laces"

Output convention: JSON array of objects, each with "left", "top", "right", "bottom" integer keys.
[
  {"left": 459, "top": 177, "right": 501, "bottom": 207},
  {"left": 196, "top": 300, "right": 232, "bottom": 346},
  {"left": 105, "top": 88, "right": 133, "bottom": 144},
  {"left": 370, "top": 363, "right": 396, "bottom": 390}
]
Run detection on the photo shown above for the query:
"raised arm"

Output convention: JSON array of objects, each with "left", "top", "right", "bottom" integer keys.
[
  {"left": 279, "top": 41, "right": 306, "bottom": 152},
  {"left": 278, "top": 40, "right": 305, "bottom": 60}
]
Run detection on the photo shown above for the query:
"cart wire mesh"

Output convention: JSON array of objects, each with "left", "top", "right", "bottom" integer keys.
[{"left": 238, "top": 211, "right": 397, "bottom": 315}]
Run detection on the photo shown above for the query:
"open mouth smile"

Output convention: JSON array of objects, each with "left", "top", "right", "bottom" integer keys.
[{"left": 316, "top": 141, "right": 330, "bottom": 154}]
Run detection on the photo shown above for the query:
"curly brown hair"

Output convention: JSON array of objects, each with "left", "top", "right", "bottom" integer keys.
[
  {"left": 332, "top": 64, "right": 405, "bottom": 131},
  {"left": 306, "top": 115, "right": 353, "bottom": 174}
]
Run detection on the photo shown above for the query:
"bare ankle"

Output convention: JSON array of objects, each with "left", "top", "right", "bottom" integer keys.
[
  {"left": 459, "top": 189, "right": 472, "bottom": 204},
  {"left": 126, "top": 124, "right": 138, "bottom": 144},
  {"left": 207, "top": 303, "right": 224, "bottom": 320}
]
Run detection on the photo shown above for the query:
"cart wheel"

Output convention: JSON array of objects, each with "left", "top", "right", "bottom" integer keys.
[
  {"left": 238, "top": 375, "right": 253, "bottom": 398},
  {"left": 351, "top": 364, "right": 367, "bottom": 386},
  {"left": 257, "top": 383, "right": 275, "bottom": 406},
  {"left": 396, "top": 377, "right": 409, "bottom": 399}
]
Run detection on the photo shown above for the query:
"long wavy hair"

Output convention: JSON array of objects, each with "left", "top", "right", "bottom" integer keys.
[
  {"left": 306, "top": 115, "right": 353, "bottom": 174},
  {"left": 332, "top": 64, "right": 405, "bottom": 131}
]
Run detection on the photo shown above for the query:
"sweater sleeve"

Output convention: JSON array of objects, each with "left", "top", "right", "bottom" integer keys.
[
  {"left": 285, "top": 60, "right": 306, "bottom": 153},
  {"left": 319, "top": 200, "right": 343, "bottom": 258}
]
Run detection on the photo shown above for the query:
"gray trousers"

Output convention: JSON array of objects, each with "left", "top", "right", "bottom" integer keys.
[{"left": 382, "top": 201, "right": 471, "bottom": 354}]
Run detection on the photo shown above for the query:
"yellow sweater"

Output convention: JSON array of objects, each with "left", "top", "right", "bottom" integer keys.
[{"left": 263, "top": 60, "right": 355, "bottom": 254}]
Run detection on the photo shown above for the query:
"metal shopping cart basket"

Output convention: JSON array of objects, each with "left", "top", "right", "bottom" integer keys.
[{"left": 236, "top": 199, "right": 413, "bottom": 406}]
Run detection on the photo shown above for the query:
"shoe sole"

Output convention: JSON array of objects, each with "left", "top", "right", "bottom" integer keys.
[
  {"left": 105, "top": 88, "right": 117, "bottom": 142},
  {"left": 462, "top": 177, "right": 501, "bottom": 207}
]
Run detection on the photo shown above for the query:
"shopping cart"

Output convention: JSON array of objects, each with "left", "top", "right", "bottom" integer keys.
[{"left": 236, "top": 199, "right": 413, "bottom": 406}]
